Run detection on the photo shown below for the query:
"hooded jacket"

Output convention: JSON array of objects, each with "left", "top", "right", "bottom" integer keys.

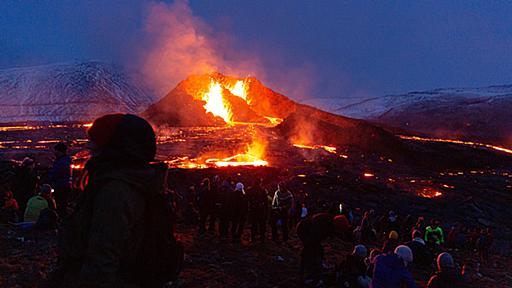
[
  {"left": 370, "top": 253, "right": 418, "bottom": 288},
  {"left": 57, "top": 114, "right": 157, "bottom": 287}
]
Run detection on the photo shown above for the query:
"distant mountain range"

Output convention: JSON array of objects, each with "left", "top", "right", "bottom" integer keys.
[
  {"left": 0, "top": 61, "right": 154, "bottom": 123},
  {"left": 304, "top": 86, "right": 512, "bottom": 147}
]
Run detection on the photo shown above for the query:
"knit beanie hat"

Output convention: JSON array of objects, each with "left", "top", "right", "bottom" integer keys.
[
  {"left": 437, "top": 252, "right": 455, "bottom": 271},
  {"left": 352, "top": 244, "right": 368, "bottom": 258},
  {"left": 395, "top": 245, "right": 413, "bottom": 264},
  {"left": 389, "top": 230, "right": 399, "bottom": 240}
]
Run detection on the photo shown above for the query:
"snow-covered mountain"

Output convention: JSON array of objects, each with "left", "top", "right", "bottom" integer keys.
[
  {"left": 0, "top": 61, "right": 155, "bottom": 123},
  {"left": 304, "top": 85, "right": 512, "bottom": 147}
]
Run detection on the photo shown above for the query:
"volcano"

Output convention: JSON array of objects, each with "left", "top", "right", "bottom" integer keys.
[{"left": 144, "top": 73, "right": 401, "bottom": 153}]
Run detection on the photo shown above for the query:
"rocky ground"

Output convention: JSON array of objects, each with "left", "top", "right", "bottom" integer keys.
[{"left": 1, "top": 222, "right": 512, "bottom": 288}]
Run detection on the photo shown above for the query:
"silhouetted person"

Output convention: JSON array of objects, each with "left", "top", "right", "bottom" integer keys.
[
  {"left": 24, "top": 184, "right": 55, "bottom": 222},
  {"left": 297, "top": 213, "right": 347, "bottom": 285},
  {"left": 246, "top": 178, "right": 268, "bottom": 242},
  {"left": 52, "top": 114, "right": 181, "bottom": 287},
  {"left": 271, "top": 182, "right": 294, "bottom": 242},
  {"left": 337, "top": 244, "right": 370, "bottom": 287},
  {"left": 13, "top": 157, "right": 37, "bottom": 220},
  {"left": 218, "top": 178, "right": 233, "bottom": 239},
  {"left": 427, "top": 252, "right": 465, "bottom": 288},
  {"left": 48, "top": 142, "right": 71, "bottom": 216},
  {"left": 198, "top": 178, "right": 216, "bottom": 234},
  {"left": 405, "top": 230, "right": 431, "bottom": 267},
  {"left": 371, "top": 245, "right": 417, "bottom": 288},
  {"left": 229, "top": 182, "right": 248, "bottom": 242},
  {"left": 0, "top": 190, "right": 19, "bottom": 223}
]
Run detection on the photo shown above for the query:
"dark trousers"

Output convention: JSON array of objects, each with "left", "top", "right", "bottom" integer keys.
[
  {"left": 199, "top": 208, "right": 216, "bottom": 234},
  {"left": 271, "top": 209, "right": 289, "bottom": 242},
  {"left": 301, "top": 241, "right": 324, "bottom": 280},
  {"left": 54, "top": 187, "right": 71, "bottom": 217},
  {"left": 231, "top": 214, "right": 245, "bottom": 241},
  {"left": 249, "top": 212, "right": 266, "bottom": 241}
]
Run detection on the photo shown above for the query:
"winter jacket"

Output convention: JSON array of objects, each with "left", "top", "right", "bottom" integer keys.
[
  {"left": 427, "top": 268, "right": 465, "bottom": 288},
  {"left": 337, "top": 254, "right": 368, "bottom": 287},
  {"left": 247, "top": 185, "right": 268, "bottom": 217},
  {"left": 24, "top": 195, "right": 49, "bottom": 222},
  {"left": 370, "top": 253, "right": 418, "bottom": 288},
  {"left": 272, "top": 189, "right": 293, "bottom": 211},
  {"left": 48, "top": 155, "right": 72, "bottom": 190},
  {"left": 56, "top": 114, "right": 158, "bottom": 287},
  {"left": 405, "top": 238, "right": 431, "bottom": 267},
  {"left": 297, "top": 213, "right": 335, "bottom": 245},
  {"left": 425, "top": 226, "right": 444, "bottom": 245}
]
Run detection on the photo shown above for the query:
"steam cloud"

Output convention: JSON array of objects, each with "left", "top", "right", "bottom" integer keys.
[
  {"left": 137, "top": 0, "right": 319, "bottom": 101},
  {"left": 139, "top": 0, "right": 265, "bottom": 97}
]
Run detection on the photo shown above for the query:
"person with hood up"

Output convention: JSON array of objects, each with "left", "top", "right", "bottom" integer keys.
[
  {"left": 370, "top": 245, "right": 418, "bottom": 288},
  {"left": 337, "top": 244, "right": 371, "bottom": 288},
  {"left": 297, "top": 213, "right": 349, "bottom": 286},
  {"left": 427, "top": 252, "right": 465, "bottom": 288},
  {"left": 405, "top": 230, "right": 431, "bottom": 267},
  {"left": 229, "top": 181, "right": 248, "bottom": 243},
  {"left": 52, "top": 114, "right": 163, "bottom": 287},
  {"left": 47, "top": 142, "right": 72, "bottom": 216},
  {"left": 271, "top": 182, "right": 294, "bottom": 242}
]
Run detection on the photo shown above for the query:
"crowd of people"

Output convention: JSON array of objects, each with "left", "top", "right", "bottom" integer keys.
[
  {"left": 177, "top": 171, "right": 494, "bottom": 287},
  {"left": 0, "top": 113, "right": 497, "bottom": 288},
  {"left": 0, "top": 142, "right": 72, "bottom": 229}
]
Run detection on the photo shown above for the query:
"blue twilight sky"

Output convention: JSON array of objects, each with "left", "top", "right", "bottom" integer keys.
[{"left": 1, "top": 0, "right": 512, "bottom": 100}]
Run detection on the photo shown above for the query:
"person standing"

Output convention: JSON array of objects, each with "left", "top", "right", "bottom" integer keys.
[
  {"left": 52, "top": 114, "right": 181, "bottom": 287},
  {"left": 271, "top": 182, "right": 294, "bottom": 242},
  {"left": 229, "top": 182, "right": 248, "bottom": 243},
  {"left": 246, "top": 178, "right": 268, "bottom": 242},
  {"left": 47, "top": 142, "right": 72, "bottom": 216},
  {"left": 13, "top": 157, "right": 38, "bottom": 220}
]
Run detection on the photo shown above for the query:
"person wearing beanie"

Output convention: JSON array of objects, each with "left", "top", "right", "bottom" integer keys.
[
  {"left": 370, "top": 245, "right": 417, "bottom": 288},
  {"left": 405, "top": 230, "right": 432, "bottom": 267},
  {"left": 337, "top": 244, "right": 370, "bottom": 287},
  {"left": 228, "top": 181, "right": 248, "bottom": 243},
  {"left": 427, "top": 252, "right": 465, "bottom": 288},
  {"left": 47, "top": 142, "right": 72, "bottom": 216},
  {"left": 381, "top": 230, "right": 399, "bottom": 253},
  {"left": 52, "top": 114, "right": 167, "bottom": 287}
]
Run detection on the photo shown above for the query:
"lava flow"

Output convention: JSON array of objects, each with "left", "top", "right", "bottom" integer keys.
[
  {"left": 293, "top": 143, "right": 337, "bottom": 154},
  {"left": 399, "top": 135, "right": 512, "bottom": 155}
]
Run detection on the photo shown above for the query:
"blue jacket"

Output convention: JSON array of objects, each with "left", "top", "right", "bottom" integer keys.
[
  {"left": 48, "top": 155, "right": 72, "bottom": 190},
  {"left": 371, "top": 253, "right": 417, "bottom": 288}
]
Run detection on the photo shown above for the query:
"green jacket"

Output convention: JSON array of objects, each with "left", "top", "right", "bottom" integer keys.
[
  {"left": 425, "top": 226, "right": 444, "bottom": 245},
  {"left": 24, "top": 195, "right": 48, "bottom": 222}
]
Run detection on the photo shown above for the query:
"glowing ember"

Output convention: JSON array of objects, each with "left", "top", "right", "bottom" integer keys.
[
  {"left": 203, "top": 80, "right": 232, "bottom": 123},
  {"left": 399, "top": 135, "right": 512, "bottom": 155},
  {"left": 71, "top": 163, "right": 85, "bottom": 170},
  {"left": 293, "top": 143, "right": 337, "bottom": 154},
  {"left": 417, "top": 187, "right": 443, "bottom": 198},
  {"left": 206, "top": 154, "right": 268, "bottom": 167},
  {"left": 83, "top": 123, "right": 93, "bottom": 128},
  {"left": 264, "top": 116, "right": 284, "bottom": 125},
  {"left": 363, "top": 172, "right": 375, "bottom": 178}
]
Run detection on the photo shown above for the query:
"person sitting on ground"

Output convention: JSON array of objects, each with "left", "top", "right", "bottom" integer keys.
[
  {"left": 370, "top": 245, "right": 417, "bottom": 288},
  {"left": 0, "top": 190, "right": 19, "bottom": 222},
  {"left": 381, "top": 230, "right": 399, "bottom": 253},
  {"left": 427, "top": 252, "right": 465, "bottom": 288},
  {"left": 337, "top": 244, "right": 371, "bottom": 288},
  {"left": 405, "top": 230, "right": 431, "bottom": 267},
  {"left": 24, "top": 184, "right": 55, "bottom": 222},
  {"left": 297, "top": 213, "right": 349, "bottom": 286},
  {"left": 425, "top": 219, "right": 445, "bottom": 246}
]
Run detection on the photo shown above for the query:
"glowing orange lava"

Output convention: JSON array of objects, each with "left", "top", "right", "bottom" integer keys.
[
  {"left": 399, "top": 135, "right": 512, "bottom": 155},
  {"left": 293, "top": 143, "right": 337, "bottom": 154}
]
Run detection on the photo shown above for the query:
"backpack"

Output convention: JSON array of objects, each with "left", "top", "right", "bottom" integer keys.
[{"left": 133, "top": 162, "right": 184, "bottom": 287}]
